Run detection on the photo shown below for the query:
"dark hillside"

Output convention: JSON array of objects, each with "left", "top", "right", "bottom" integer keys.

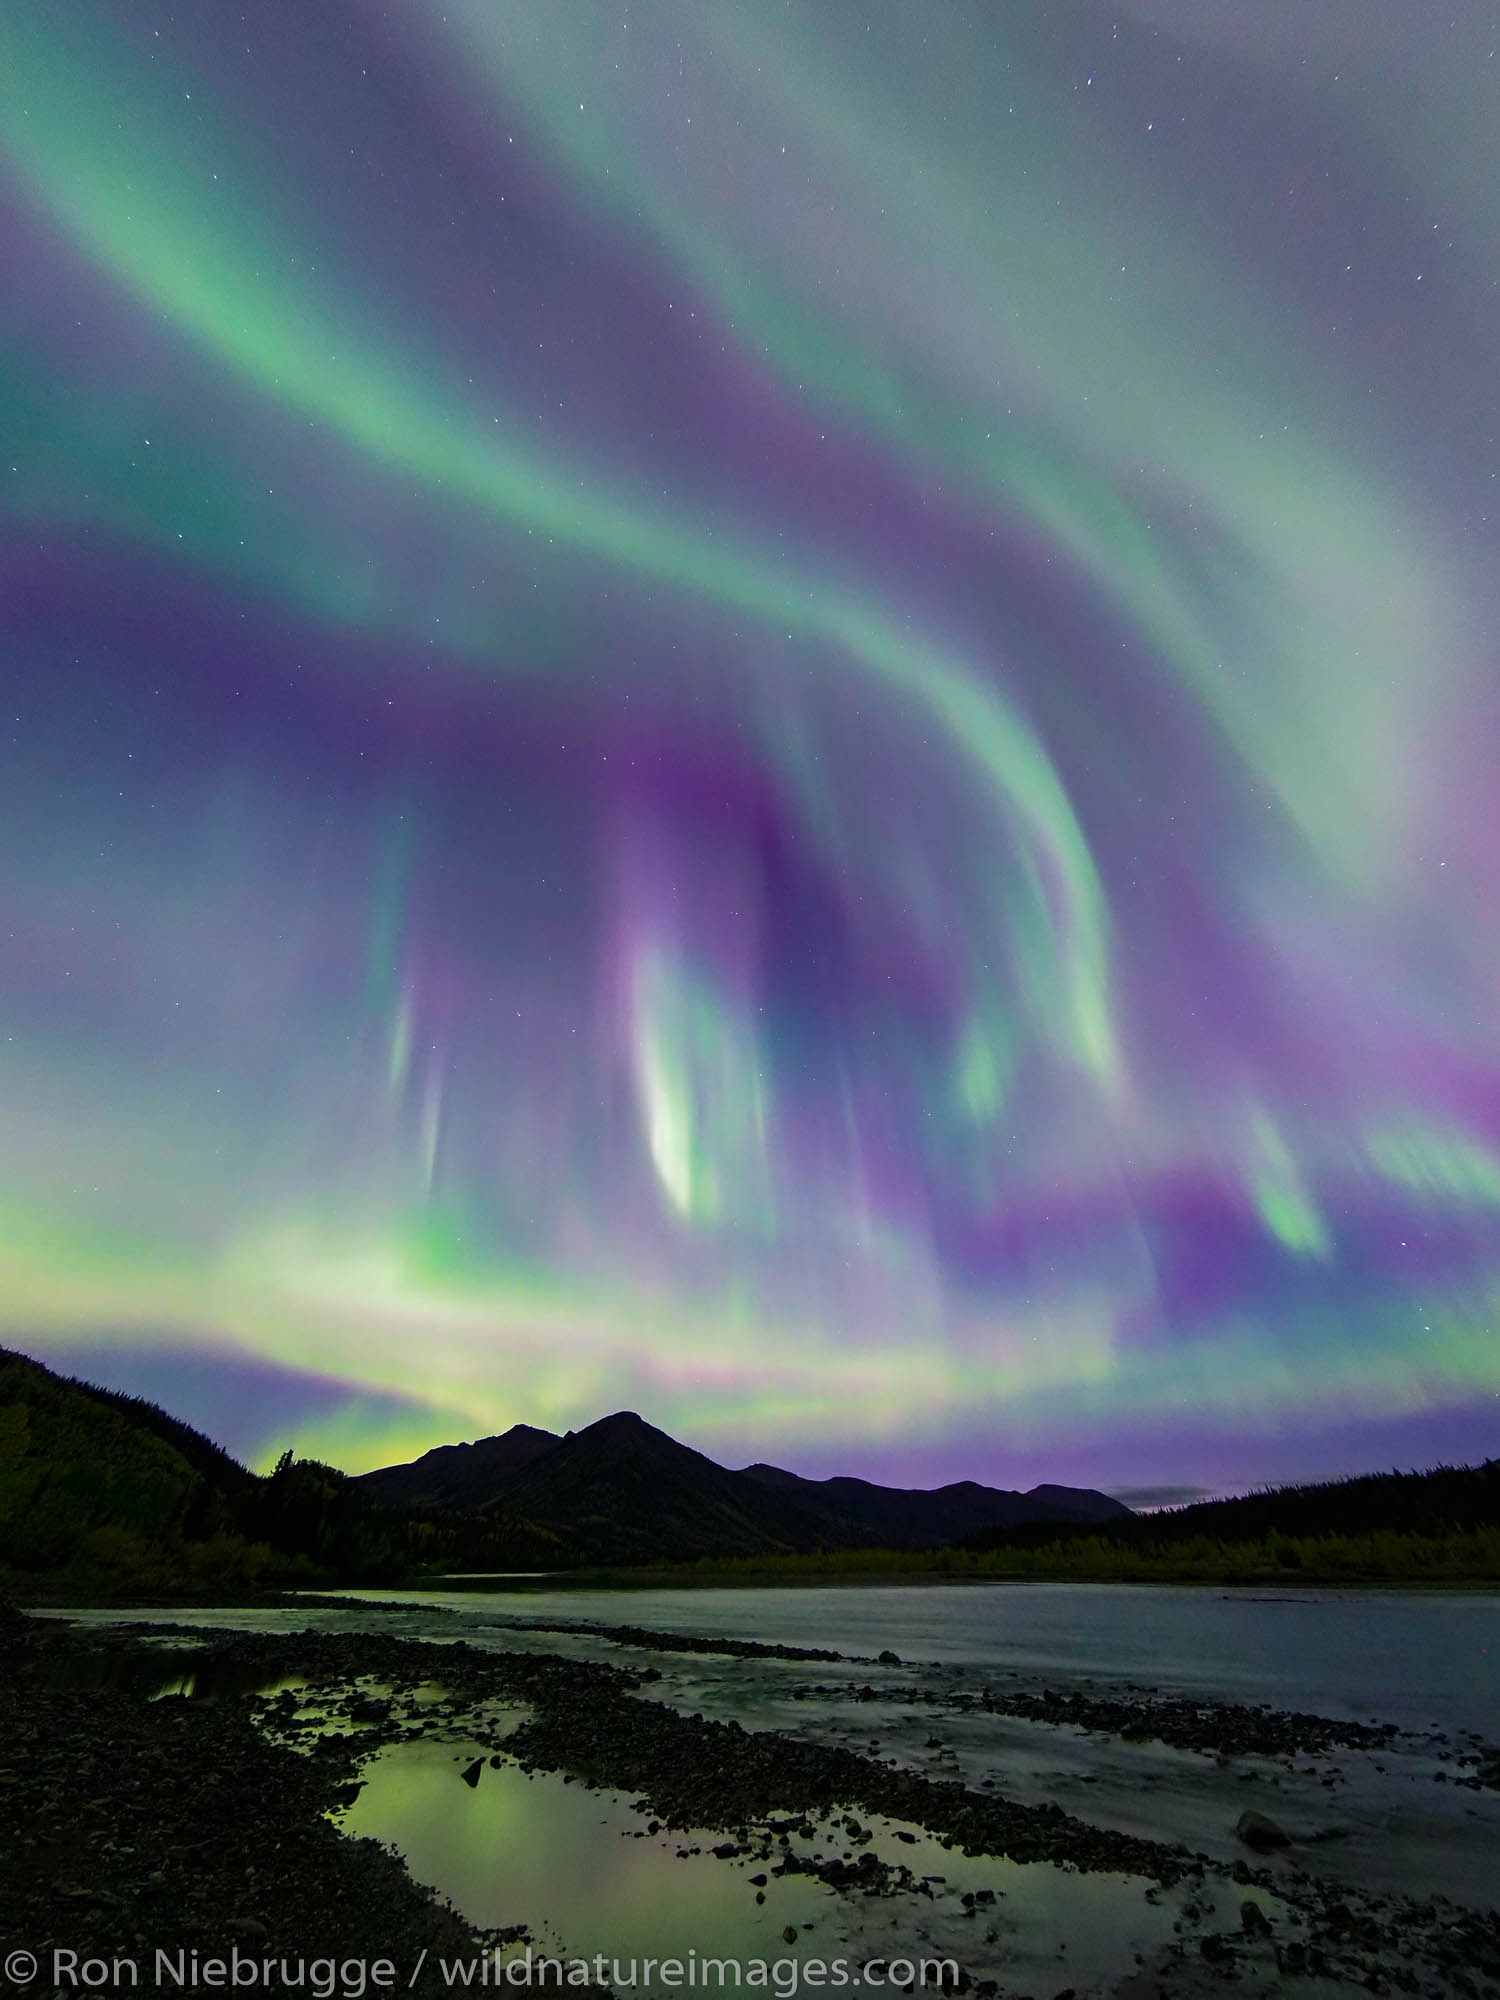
[
  {"left": 53, "top": 1372, "right": 256, "bottom": 1493},
  {"left": 1129, "top": 1461, "right": 1500, "bottom": 1542},
  {"left": 0, "top": 1348, "right": 551, "bottom": 1592},
  {"left": 0, "top": 1346, "right": 242, "bottom": 1580},
  {"left": 959, "top": 1458, "right": 1500, "bottom": 1566}
]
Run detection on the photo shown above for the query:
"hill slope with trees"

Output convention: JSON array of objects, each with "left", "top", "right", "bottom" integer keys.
[{"left": 0, "top": 1348, "right": 544, "bottom": 1594}]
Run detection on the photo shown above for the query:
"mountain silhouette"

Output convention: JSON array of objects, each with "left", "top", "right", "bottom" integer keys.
[
  {"left": 355, "top": 1409, "right": 1131, "bottom": 1562},
  {"left": 7, "top": 1344, "right": 1497, "bottom": 1590},
  {"left": 355, "top": 1423, "right": 561, "bottom": 1510},
  {"left": 738, "top": 1463, "right": 1129, "bottom": 1546}
]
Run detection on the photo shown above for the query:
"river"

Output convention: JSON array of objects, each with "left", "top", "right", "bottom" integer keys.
[{"left": 316, "top": 1579, "right": 1500, "bottom": 1740}]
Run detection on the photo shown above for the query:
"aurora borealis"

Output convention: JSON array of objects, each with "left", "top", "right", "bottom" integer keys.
[{"left": 3, "top": 2, "right": 1499, "bottom": 1494}]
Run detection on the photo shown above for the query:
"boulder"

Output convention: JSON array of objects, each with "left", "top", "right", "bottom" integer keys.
[{"left": 1236, "top": 1808, "right": 1291, "bottom": 1852}]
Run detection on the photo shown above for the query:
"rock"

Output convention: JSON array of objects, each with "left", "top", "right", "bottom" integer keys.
[
  {"left": 878, "top": 1651, "right": 901, "bottom": 1666},
  {"left": 460, "top": 1759, "right": 483, "bottom": 1788},
  {"left": 1236, "top": 1809, "right": 1291, "bottom": 1852},
  {"left": 782, "top": 1927, "right": 799, "bottom": 1945},
  {"left": 1241, "top": 1901, "right": 1273, "bottom": 1938}
]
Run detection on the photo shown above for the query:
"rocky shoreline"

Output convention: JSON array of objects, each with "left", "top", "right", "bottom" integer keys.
[
  {"left": 0, "top": 1611, "right": 484, "bottom": 1991},
  {"left": 2, "top": 1604, "right": 1498, "bottom": 2000}
]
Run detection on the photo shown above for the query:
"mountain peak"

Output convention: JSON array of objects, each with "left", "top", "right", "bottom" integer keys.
[{"left": 575, "top": 1409, "right": 678, "bottom": 1447}]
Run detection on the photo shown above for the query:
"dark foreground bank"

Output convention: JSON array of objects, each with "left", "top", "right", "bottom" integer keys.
[{"left": 3, "top": 1601, "right": 1499, "bottom": 2000}]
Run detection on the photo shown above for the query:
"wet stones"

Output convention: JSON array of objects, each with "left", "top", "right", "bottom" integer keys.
[
  {"left": 0, "top": 1624, "right": 486, "bottom": 1991},
  {"left": 13, "top": 1607, "right": 1500, "bottom": 2000}
]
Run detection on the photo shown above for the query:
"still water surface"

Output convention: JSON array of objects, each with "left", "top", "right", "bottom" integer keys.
[{"left": 334, "top": 1738, "right": 1203, "bottom": 1985}]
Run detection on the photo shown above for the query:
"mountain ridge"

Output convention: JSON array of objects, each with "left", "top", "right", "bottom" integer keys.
[
  {"left": 4, "top": 1345, "right": 1497, "bottom": 1589},
  {"left": 352, "top": 1409, "right": 1131, "bottom": 1559},
  {"left": 355, "top": 1423, "right": 561, "bottom": 1511}
]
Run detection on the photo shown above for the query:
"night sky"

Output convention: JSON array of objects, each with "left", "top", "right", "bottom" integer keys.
[{"left": 3, "top": 1, "right": 1499, "bottom": 1496}]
